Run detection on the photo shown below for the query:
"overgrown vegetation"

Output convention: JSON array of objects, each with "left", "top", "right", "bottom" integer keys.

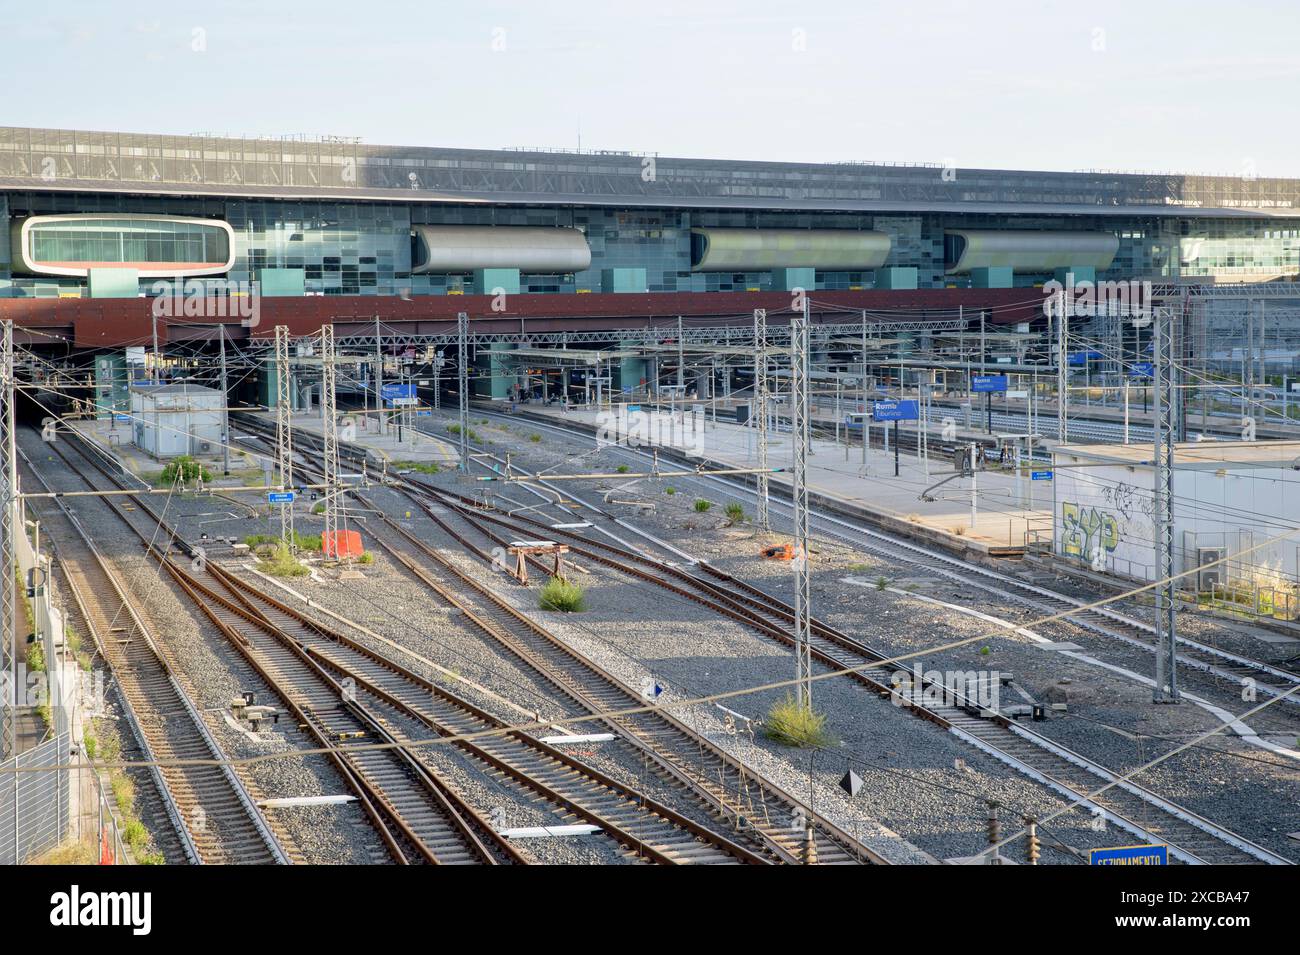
[
  {"left": 725, "top": 502, "right": 746, "bottom": 525},
  {"left": 763, "top": 695, "right": 835, "bottom": 748},
  {"left": 446, "top": 424, "right": 482, "bottom": 442},
  {"left": 357, "top": 552, "right": 374, "bottom": 565},
  {"left": 83, "top": 721, "right": 165, "bottom": 864},
  {"left": 65, "top": 623, "right": 91, "bottom": 672},
  {"left": 259, "top": 542, "right": 310, "bottom": 578},
  {"left": 616, "top": 464, "right": 630, "bottom": 474},
  {"left": 664, "top": 486, "right": 676, "bottom": 495},
  {"left": 876, "top": 576, "right": 888, "bottom": 591},
  {"left": 159, "top": 455, "right": 211, "bottom": 486},
  {"left": 29, "top": 839, "right": 98, "bottom": 865},
  {"left": 538, "top": 577, "right": 586, "bottom": 612},
  {"left": 244, "top": 532, "right": 321, "bottom": 553},
  {"left": 529, "top": 433, "right": 542, "bottom": 443},
  {"left": 393, "top": 460, "right": 440, "bottom": 474},
  {"left": 693, "top": 499, "right": 712, "bottom": 513}
]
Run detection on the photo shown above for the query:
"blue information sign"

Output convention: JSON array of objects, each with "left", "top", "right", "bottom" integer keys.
[
  {"left": 381, "top": 383, "right": 417, "bottom": 405},
  {"left": 971, "top": 374, "right": 1008, "bottom": 393},
  {"left": 1128, "top": 362, "right": 1154, "bottom": 378},
  {"left": 267, "top": 491, "right": 295, "bottom": 504},
  {"left": 1031, "top": 470, "right": 1053, "bottom": 481},
  {"left": 871, "top": 399, "right": 919, "bottom": 422},
  {"left": 1089, "top": 844, "right": 1167, "bottom": 866},
  {"left": 1067, "top": 349, "right": 1104, "bottom": 366}
]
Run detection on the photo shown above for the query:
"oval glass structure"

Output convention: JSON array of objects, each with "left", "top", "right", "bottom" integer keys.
[
  {"left": 411, "top": 225, "right": 591, "bottom": 274},
  {"left": 944, "top": 230, "right": 1118, "bottom": 275},
  {"left": 12, "top": 214, "right": 235, "bottom": 278},
  {"left": 689, "top": 228, "right": 890, "bottom": 272}
]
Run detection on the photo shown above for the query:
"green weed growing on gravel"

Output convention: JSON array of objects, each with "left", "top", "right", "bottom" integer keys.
[
  {"left": 539, "top": 577, "right": 586, "bottom": 612},
  {"left": 763, "top": 695, "right": 835, "bottom": 748}
]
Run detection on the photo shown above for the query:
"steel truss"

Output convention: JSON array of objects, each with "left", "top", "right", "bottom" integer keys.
[
  {"left": 1152, "top": 306, "right": 1179, "bottom": 703},
  {"left": 789, "top": 305, "right": 813, "bottom": 709},
  {"left": 753, "top": 308, "right": 769, "bottom": 531}
]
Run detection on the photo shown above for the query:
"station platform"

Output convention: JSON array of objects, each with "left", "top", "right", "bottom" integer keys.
[
  {"left": 253, "top": 410, "right": 460, "bottom": 472},
  {"left": 516, "top": 404, "right": 1054, "bottom": 556}
]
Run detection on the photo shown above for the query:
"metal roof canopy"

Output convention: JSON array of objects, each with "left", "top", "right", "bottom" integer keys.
[{"left": 502, "top": 346, "right": 641, "bottom": 364}]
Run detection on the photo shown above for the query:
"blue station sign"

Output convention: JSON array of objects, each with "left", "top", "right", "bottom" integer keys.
[
  {"left": 267, "top": 491, "right": 295, "bottom": 504},
  {"left": 1030, "top": 470, "right": 1053, "bottom": 481},
  {"left": 871, "top": 399, "right": 919, "bottom": 422},
  {"left": 381, "top": 383, "right": 417, "bottom": 405},
  {"left": 971, "top": 374, "right": 1008, "bottom": 393}
]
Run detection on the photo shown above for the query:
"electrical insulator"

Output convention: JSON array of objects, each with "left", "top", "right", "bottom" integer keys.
[{"left": 1025, "top": 817, "right": 1041, "bottom": 865}]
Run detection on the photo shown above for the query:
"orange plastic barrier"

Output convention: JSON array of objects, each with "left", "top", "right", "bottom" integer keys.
[{"left": 322, "top": 529, "right": 364, "bottom": 559}]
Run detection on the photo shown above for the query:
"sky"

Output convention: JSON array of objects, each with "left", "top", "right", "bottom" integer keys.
[{"left": 6, "top": 0, "right": 1300, "bottom": 177}]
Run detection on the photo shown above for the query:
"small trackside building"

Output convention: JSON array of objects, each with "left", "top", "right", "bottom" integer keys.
[
  {"left": 130, "top": 382, "right": 223, "bottom": 459},
  {"left": 1051, "top": 439, "right": 1300, "bottom": 616}
]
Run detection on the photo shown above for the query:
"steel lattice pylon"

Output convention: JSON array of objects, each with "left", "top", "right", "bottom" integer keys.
[
  {"left": 1, "top": 323, "right": 15, "bottom": 759},
  {"left": 1056, "top": 291, "right": 1069, "bottom": 445},
  {"left": 274, "top": 326, "right": 295, "bottom": 550},
  {"left": 790, "top": 304, "right": 813, "bottom": 708},
  {"left": 319, "top": 325, "right": 341, "bottom": 553},
  {"left": 457, "top": 312, "right": 470, "bottom": 473},
  {"left": 1152, "top": 306, "right": 1179, "bottom": 703},
  {"left": 753, "top": 308, "right": 769, "bottom": 531}
]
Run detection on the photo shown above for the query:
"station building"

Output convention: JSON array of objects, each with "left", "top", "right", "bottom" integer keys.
[{"left": 2, "top": 127, "right": 1299, "bottom": 306}]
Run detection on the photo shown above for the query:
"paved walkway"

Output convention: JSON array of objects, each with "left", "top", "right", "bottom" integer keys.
[
  {"left": 527, "top": 405, "right": 1054, "bottom": 553},
  {"left": 256, "top": 410, "right": 460, "bottom": 471}
]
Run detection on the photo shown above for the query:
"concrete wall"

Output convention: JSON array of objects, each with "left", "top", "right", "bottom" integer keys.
[{"left": 1053, "top": 453, "right": 1300, "bottom": 585}]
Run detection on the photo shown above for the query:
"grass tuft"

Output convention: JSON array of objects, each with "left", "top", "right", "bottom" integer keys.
[
  {"left": 260, "top": 542, "right": 310, "bottom": 578},
  {"left": 394, "top": 460, "right": 440, "bottom": 474},
  {"left": 159, "top": 455, "right": 211, "bottom": 486},
  {"left": 763, "top": 695, "right": 835, "bottom": 748},
  {"left": 538, "top": 577, "right": 586, "bottom": 612},
  {"left": 725, "top": 502, "right": 745, "bottom": 525},
  {"left": 694, "top": 499, "right": 712, "bottom": 513}
]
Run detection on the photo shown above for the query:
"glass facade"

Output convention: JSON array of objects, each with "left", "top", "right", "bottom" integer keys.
[
  {"left": 0, "top": 189, "right": 1297, "bottom": 296},
  {"left": 226, "top": 201, "right": 407, "bottom": 295},
  {"left": 26, "top": 217, "right": 229, "bottom": 267}
]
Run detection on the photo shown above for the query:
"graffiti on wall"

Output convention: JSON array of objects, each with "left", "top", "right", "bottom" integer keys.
[{"left": 1061, "top": 501, "right": 1120, "bottom": 568}]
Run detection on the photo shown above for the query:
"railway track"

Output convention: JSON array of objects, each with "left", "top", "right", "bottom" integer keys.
[
  {"left": 242, "top": 412, "right": 1295, "bottom": 862},
  {"left": 52, "top": 428, "right": 774, "bottom": 865},
  {"left": 240, "top": 416, "right": 892, "bottom": 864},
  {"left": 416, "top": 485, "right": 1296, "bottom": 864},
  {"left": 479, "top": 409, "right": 1300, "bottom": 707},
  {"left": 17, "top": 437, "right": 290, "bottom": 865},
  {"left": 408, "top": 412, "right": 1296, "bottom": 864},
  {"left": 204, "top": 565, "right": 765, "bottom": 865},
  {"left": 44, "top": 431, "right": 525, "bottom": 865}
]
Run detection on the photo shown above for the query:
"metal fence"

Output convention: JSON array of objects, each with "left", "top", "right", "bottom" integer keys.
[{"left": 0, "top": 731, "right": 70, "bottom": 864}]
